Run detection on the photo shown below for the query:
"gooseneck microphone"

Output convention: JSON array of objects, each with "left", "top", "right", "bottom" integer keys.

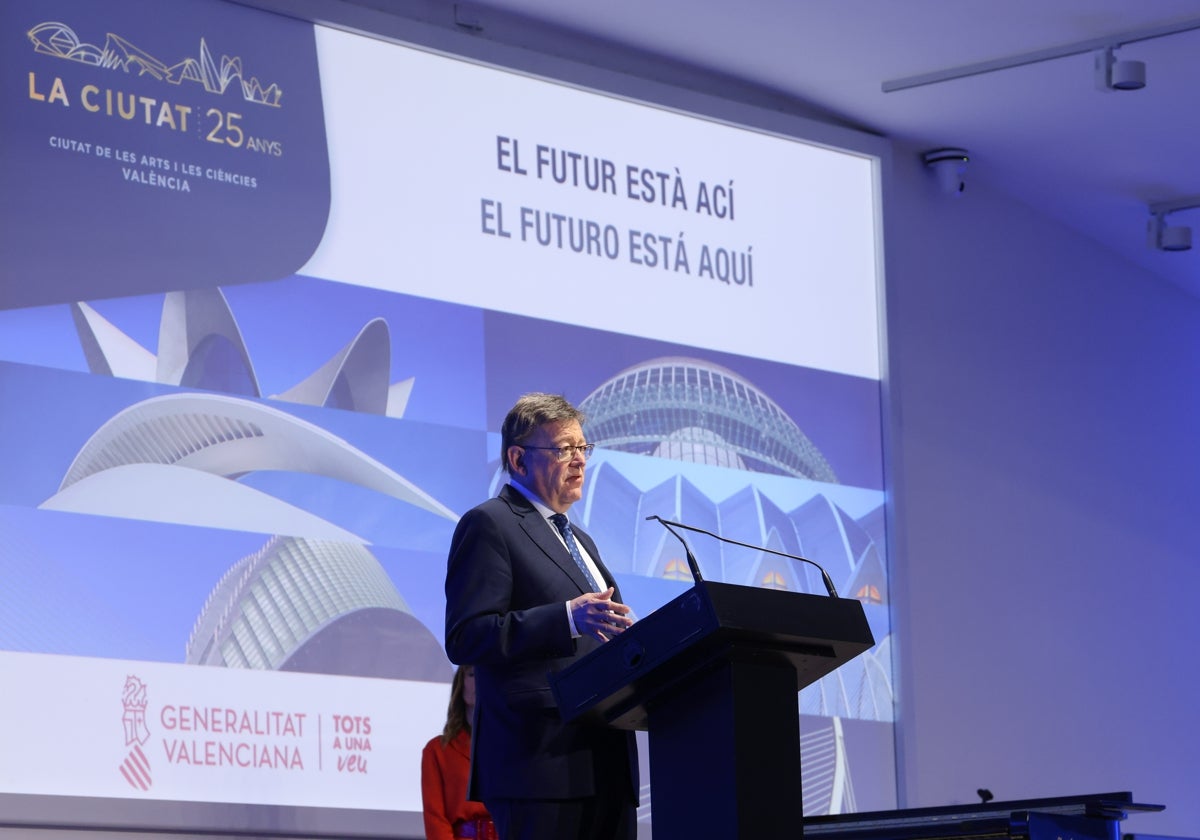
[
  {"left": 645, "top": 514, "right": 704, "bottom": 583},
  {"left": 646, "top": 515, "right": 841, "bottom": 598}
]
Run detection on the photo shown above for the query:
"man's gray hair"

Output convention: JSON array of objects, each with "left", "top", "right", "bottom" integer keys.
[{"left": 500, "top": 393, "right": 586, "bottom": 474}]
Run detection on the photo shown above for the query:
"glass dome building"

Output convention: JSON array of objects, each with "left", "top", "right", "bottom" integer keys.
[{"left": 578, "top": 356, "right": 838, "bottom": 483}]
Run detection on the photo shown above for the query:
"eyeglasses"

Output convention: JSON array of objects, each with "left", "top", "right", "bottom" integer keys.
[{"left": 521, "top": 443, "right": 596, "bottom": 462}]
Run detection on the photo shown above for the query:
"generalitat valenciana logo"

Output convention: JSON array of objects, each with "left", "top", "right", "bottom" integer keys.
[{"left": 119, "top": 675, "right": 152, "bottom": 790}]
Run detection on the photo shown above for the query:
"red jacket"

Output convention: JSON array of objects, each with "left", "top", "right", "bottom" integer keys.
[{"left": 421, "top": 729, "right": 491, "bottom": 840}]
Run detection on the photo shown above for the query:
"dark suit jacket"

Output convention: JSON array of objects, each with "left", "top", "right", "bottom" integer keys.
[{"left": 444, "top": 483, "right": 638, "bottom": 804}]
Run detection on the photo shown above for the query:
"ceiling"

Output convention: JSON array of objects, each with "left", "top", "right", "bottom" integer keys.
[{"left": 318, "top": 0, "right": 1200, "bottom": 299}]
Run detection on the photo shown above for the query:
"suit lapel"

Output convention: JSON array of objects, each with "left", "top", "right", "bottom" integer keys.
[{"left": 499, "top": 484, "right": 595, "bottom": 594}]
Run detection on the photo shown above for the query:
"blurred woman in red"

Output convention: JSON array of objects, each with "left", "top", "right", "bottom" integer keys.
[{"left": 421, "top": 665, "right": 496, "bottom": 840}]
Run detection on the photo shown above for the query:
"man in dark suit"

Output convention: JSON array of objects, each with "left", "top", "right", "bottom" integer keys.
[{"left": 445, "top": 393, "right": 639, "bottom": 840}]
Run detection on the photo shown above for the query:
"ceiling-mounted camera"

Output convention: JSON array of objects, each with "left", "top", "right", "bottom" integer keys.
[{"left": 922, "top": 148, "right": 970, "bottom": 196}]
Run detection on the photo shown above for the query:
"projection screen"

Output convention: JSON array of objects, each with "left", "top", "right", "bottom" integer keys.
[{"left": 0, "top": 0, "right": 895, "bottom": 834}]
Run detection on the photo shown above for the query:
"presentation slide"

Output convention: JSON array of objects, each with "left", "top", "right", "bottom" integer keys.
[{"left": 0, "top": 0, "right": 895, "bottom": 832}]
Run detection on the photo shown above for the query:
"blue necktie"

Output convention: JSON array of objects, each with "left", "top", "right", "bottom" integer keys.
[{"left": 550, "top": 513, "right": 601, "bottom": 592}]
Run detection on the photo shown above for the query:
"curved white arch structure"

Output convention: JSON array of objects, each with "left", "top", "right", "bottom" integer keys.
[
  {"left": 69, "top": 285, "right": 413, "bottom": 417},
  {"left": 158, "top": 287, "right": 261, "bottom": 395},
  {"left": 70, "top": 302, "right": 157, "bottom": 380},
  {"left": 274, "top": 317, "right": 394, "bottom": 415},
  {"left": 41, "top": 463, "right": 364, "bottom": 540},
  {"left": 49, "top": 392, "right": 457, "bottom": 524}
]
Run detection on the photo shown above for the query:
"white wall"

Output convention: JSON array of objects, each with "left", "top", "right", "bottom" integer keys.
[{"left": 885, "top": 138, "right": 1200, "bottom": 835}]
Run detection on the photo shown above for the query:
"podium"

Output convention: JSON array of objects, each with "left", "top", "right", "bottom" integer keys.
[{"left": 550, "top": 580, "right": 875, "bottom": 839}]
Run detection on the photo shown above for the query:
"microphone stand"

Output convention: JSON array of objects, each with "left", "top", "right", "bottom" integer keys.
[
  {"left": 648, "top": 515, "right": 704, "bottom": 583},
  {"left": 646, "top": 515, "right": 841, "bottom": 598}
]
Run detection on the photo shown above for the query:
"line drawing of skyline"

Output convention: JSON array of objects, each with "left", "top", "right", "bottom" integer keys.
[{"left": 27, "top": 21, "right": 283, "bottom": 107}]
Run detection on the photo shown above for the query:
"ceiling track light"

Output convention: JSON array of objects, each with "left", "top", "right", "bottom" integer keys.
[
  {"left": 881, "top": 16, "right": 1200, "bottom": 93},
  {"left": 1145, "top": 199, "right": 1200, "bottom": 252},
  {"left": 1095, "top": 46, "right": 1146, "bottom": 91},
  {"left": 1148, "top": 214, "right": 1191, "bottom": 252}
]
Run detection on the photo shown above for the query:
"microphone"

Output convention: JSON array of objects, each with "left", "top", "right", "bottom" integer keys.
[
  {"left": 645, "top": 515, "right": 704, "bottom": 583},
  {"left": 645, "top": 515, "right": 840, "bottom": 598}
]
